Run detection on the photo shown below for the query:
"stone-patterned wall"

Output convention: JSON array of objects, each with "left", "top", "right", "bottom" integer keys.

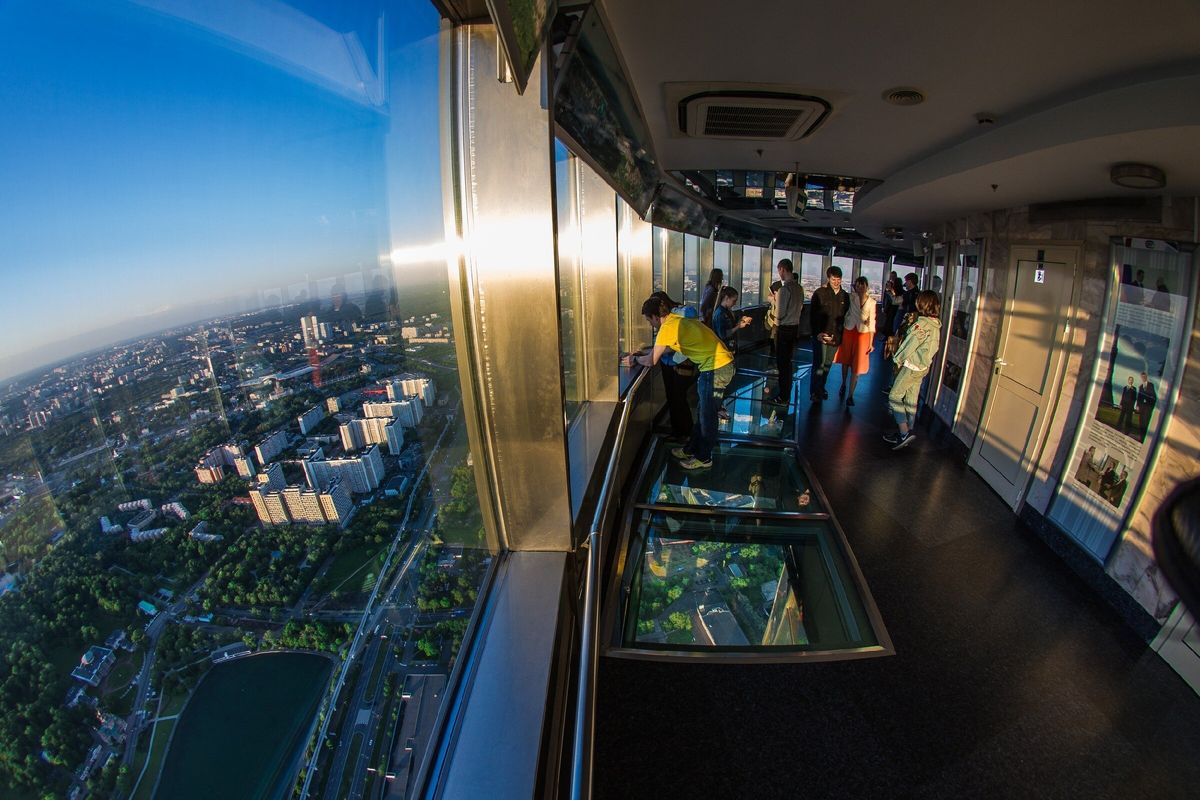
[{"left": 930, "top": 198, "right": 1199, "bottom": 624}]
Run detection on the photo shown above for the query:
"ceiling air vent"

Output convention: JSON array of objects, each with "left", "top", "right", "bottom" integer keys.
[
  {"left": 680, "top": 91, "right": 832, "bottom": 141},
  {"left": 883, "top": 87, "right": 926, "bottom": 106}
]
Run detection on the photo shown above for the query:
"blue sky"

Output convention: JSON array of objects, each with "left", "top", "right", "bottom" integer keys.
[{"left": 0, "top": 0, "right": 445, "bottom": 379}]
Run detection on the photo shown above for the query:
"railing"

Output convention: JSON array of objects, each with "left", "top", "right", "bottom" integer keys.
[{"left": 570, "top": 365, "right": 651, "bottom": 800}]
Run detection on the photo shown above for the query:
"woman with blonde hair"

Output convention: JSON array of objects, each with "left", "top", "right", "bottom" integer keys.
[
  {"left": 834, "top": 276, "right": 876, "bottom": 406},
  {"left": 884, "top": 290, "right": 942, "bottom": 450}
]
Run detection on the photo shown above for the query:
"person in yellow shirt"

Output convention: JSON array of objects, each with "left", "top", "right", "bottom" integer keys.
[{"left": 624, "top": 296, "right": 735, "bottom": 469}]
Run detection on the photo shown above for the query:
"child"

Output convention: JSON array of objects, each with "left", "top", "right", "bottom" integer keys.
[
  {"left": 884, "top": 290, "right": 941, "bottom": 450},
  {"left": 711, "top": 286, "right": 750, "bottom": 420}
]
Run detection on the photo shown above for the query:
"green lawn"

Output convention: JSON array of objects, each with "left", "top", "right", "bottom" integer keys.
[
  {"left": 108, "top": 660, "right": 135, "bottom": 690},
  {"left": 437, "top": 511, "right": 484, "bottom": 547},
  {"left": 161, "top": 687, "right": 191, "bottom": 718},
  {"left": 666, "top": 629, "right": 695, "bottom": 645},
  {"left": 132, "top": 718, "right": 176, "bottom": 800},
  {"left": 316, "top": 542, "right": 384, "bottom": 595}
]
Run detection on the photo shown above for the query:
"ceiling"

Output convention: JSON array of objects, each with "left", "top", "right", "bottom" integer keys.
[{"left": 600, "top": 0, "right": 1200, "bottom": 246}]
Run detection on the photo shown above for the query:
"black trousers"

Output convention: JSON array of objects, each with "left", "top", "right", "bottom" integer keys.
[
  {"left": 775, "top": 325, "right": 798, "bottom": 404},
  {"left": 661, "top": 364, "right": 696, "bottom": 438}
]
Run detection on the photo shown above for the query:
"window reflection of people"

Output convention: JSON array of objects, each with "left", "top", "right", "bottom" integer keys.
[
  {"left": 326, "top": 280, "right": 362, "bottom": 323},
  {"left": 1149, "top": 277, "right": 1171, "bottom": 311},
  {"left": 1136, "top": 373, "right": 1157, "bottom": 439},
  {"left": 364, "top": 275, "right": 394, "bottom": 321},
  {"left": 1107, "top": 469, "right": 1129, "bottom": 507},
  {"left": 1116, "top": 376, "right": 1137, "bottom": 433},
  {"left": 1123, "top": 267, "right": 1145, "bottom": 304}
]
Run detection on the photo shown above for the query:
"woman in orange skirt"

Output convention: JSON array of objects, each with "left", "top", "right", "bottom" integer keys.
[{"left": 835, "top": 276, "right": 876, "bottom": 406}]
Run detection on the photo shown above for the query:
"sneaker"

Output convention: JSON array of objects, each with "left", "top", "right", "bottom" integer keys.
[
  {"left": 882, "top": 433, "right": 902, "bottom": 445},
  {"left": 846, "top": 395, "right": 855, "bottom": 407},
  {"left": 680, "top": 456, "right": 712, "bottom": 470},
  {"left": 670, "top": 447, "right": 691, "bottom": 459},
  {"left": 891, "top": 432, "right": 916, "bottom": 450}
]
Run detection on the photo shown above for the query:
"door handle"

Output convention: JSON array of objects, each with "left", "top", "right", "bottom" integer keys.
[{"left": 994, "top": 359, "right": 1008, "bottom": 366}]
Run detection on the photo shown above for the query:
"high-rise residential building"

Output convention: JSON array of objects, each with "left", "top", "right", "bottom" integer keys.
[
  {"left": 233, "top": 455, "right": 256, "bottom": 478},
  {"left": 300, "top": 315, "right": 330, "bottom": 346},
  {"left": 297, "top": 404, "right": 326, "bottom": 435},
  {"left": 364, "top": 398, "right": 422, "bottom": 428},
  {"left": 249, "top": 486, "right": 290, "bottom": 527},
  {"left": 386, "top": 374, "right": 435, "bottom": 407},
  {"left": 282, "top": 485, "right": 325, "bottom": 525},
  {"left": 301, "top": 444, "right": 384, "bottom": 494},
  {"left": 318, "top": 479, "right": 354, "bottom": 527},
  {"left": 254, "top": 430, "right": 289, "bottom": 465},
  {"left": 340, "top": 417, "right": 403, "bottom": 455},
  {"left": 195, "top": 442, "right": 249, "bottom": 483},
  {"left": 255, "top": 462, "right": 286, "bottom": 492}
]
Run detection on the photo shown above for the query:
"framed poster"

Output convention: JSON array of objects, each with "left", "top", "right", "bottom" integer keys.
[
  {"left": 1048, "top": 237, "right": 1198, "bottom": 561},
  {"left": 932, "top": 239, "right": 983, "bottom": 426}
]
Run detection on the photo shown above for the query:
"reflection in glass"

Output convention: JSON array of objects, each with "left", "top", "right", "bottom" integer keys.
[
  {"left": 800, "top": 252, "right": 825, "bottom": 295},
  {"left": 683, "top": 234, "right": 701, "bottom": 307},
  {"left": 640, "top": 441, "right": 819, "bottom": 511},
  {"left": 624, "top": 513, "right": 879, "bottom": 652},
  {"left": 859, "top": 259, "right": 885, "bottom": 302},
  {"left": 0, "top": 2, "right": 489, "bottom": 795},
  {"left": 556, "top": 142, "right": 585, "bottom": 421},
  {"left": 742, "top": 246, "right": 761, "bottom": 301}
]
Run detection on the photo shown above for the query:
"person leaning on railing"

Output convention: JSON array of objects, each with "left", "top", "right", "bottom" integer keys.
[
  {"left": 628, "top": 292, "right": 697, "bottom": 443},
  {"left": 624, "top": 295, "right": 736, "bottom": 470}
]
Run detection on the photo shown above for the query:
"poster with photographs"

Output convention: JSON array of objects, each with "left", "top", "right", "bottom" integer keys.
[
  {"left": 1049, "top": 237, "right": 1196, "bottom": 561},
  {"left": 933, "top": 241, "right": 982, "bottom": 425}
]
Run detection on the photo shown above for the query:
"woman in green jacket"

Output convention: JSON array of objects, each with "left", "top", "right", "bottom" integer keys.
[{"left": 884, "top": 290, "right": 941, "bottom": 450}]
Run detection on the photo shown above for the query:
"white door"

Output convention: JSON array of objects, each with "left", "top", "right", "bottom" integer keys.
[
  {"left": 968, "top": 245, "right": 1077, "bottom": 507},
  {"left": 1154, "top": 603, "right": 1200, "bottom": 696}
]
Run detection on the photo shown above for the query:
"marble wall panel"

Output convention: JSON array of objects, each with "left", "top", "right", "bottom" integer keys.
[{"left": 928, "top": 198, "right": 1200, "bottom": 623}]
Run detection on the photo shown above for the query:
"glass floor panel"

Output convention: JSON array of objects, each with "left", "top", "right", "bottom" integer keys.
[
  {"left": 639, "top": 440, "right": 820, "bottom": 512},
  {"left": 735, "top": 349, "right": 812, "bottom": 376},
  {"left": 622, "top": 511, "right": 881, "bottom": 654},
  {"left": 719, "top": 378, "right": 794, "bottom": 439}
]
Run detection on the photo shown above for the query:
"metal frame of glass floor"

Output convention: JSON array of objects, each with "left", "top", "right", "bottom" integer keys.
[{"left": 602, "top": 350, "right": 892, "bottom": 663}]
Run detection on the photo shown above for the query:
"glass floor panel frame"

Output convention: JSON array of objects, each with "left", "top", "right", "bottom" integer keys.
[{"left": 601, "top": 435, "right": 894, "bottom": 664}]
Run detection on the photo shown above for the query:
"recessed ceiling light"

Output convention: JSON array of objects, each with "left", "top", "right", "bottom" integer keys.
[
  {"left": 883, "top": 87, "right": 926, "bottom": 106},
  {"left": 1111, "top": 163, "right": 1166, "bottom": 190}
]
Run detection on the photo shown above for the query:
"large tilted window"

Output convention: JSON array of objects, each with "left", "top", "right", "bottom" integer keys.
[{"left": 0, "top": 1, "right": 488, "bottom": 798}]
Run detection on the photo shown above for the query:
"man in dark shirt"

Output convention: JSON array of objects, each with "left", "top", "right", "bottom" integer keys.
[
  {"left": 1116, "top": 376, "right": 1137, "bottom": 433},
  {"left": 893, "top": 272, "right": 920, "bottom": 334},
  {"left": 1136, "top": 372, "right": 1157, "bottom": 438},
  {"left": 808, "top": 265, "right": 849, "bottom": 401},
  {"left": 771, "top": 259, "right": 803, "bottom": 408}
]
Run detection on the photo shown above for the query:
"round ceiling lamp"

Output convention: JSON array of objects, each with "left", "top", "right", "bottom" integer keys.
[{"left": 1110, "top": 163, "right": 1166, "bottom": 190}]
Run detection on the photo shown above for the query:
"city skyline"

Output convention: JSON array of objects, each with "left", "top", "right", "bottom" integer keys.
[{"left": 0, "top": 0, "right": 445, "bottom": 379}]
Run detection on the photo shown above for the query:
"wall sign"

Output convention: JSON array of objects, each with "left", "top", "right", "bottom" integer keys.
[{"left": 1048, "top": 237, "right": 1197, "bottom": 561}]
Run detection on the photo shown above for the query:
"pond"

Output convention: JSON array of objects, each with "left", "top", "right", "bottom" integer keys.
[{"left": 154, "top": 652, "right": 332, "bottom": 800}]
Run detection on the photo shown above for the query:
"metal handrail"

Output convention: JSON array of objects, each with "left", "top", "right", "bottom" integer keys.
[{"left": 570, "top": 365, "right": 651, "bottom": 800}]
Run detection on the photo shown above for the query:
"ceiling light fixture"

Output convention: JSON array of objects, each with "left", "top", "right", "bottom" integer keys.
[{"left": 1111, "top": 163, "right": 1166, "bottom": 190}]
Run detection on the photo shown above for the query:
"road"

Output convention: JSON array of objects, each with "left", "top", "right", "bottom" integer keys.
[
  {"left": 297, "top": 415, "right": 453, "bottom": 799},
  {"left": 123, "top": 573, "right": 208, "bottom": 765}
]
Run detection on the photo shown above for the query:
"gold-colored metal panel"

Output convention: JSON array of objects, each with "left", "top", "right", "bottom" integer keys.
[
  {"left": 579, "top": 160, "right": 619, "bottom": 403},
  {"left": 443, "top": 24, "right": 572, "bottom": 551},
  {"left": 618, "top": 199, "right": 654, "bottom": 358}
]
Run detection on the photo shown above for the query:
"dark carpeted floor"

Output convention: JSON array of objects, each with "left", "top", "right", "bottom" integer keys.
[{"left": 593, "top": 344, "right": 1200, "bottom": 800}]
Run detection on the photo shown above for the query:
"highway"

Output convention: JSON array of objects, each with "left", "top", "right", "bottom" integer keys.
[{"left": 296, "top": 414, "right": 453, "bottom": 799}]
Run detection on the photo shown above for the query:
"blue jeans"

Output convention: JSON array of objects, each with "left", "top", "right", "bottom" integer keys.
[{"left": 686, "top": 363, "right": 735, "bottom": 462}]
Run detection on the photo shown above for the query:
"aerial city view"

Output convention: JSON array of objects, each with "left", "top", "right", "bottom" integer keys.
[{"left": 0, "top": 0, "right": 479, "bottom": 798}]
